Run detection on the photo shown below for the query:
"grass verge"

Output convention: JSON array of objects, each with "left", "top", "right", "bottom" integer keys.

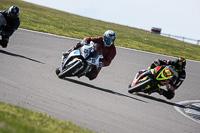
[{"left": 0, "top": 101, "right": 94, "bottom": 133}]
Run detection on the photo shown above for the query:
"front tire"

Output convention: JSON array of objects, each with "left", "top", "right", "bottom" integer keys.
[
  {"left": 58, "top": 60, "right": 82, "bottom": 79},
  {"left": 128, "top": 79, "right": 152, "bottom": 94},
  {"left": 55, "top": 67, "right": 60, "bottom": 75}
]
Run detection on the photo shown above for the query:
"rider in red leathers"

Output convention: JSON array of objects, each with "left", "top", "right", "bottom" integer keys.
[{"left": 63, "top": 30, "right": 116, "bottom": 80}]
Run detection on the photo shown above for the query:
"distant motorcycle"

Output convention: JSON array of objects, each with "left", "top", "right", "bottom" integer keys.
[
  {"left": 128, "top": 65, "right": 178, "bottom": 94},
  {"left": 56, "top": 41, "right": 103, "bottom": 79},
  {"left": 0, "top": 13, "right": 6, "bottom": 40}
]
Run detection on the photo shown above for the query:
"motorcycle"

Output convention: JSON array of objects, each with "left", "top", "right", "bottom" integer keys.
[
  {"left": 0, "top": 13, "right": 6, "bottom": 40},
  {"left": 56, "top": 41, "right": 103, "bottom": 79},
  {"left": 128, "top": 65, "right": 178, "bottom": 94}
]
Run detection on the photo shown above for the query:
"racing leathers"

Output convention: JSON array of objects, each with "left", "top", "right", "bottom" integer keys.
[
  {"left": 67, "top": 36, "right": 116, "bottom": 80},
  {"left": 0, "top": 10, "right": 20, "bottom": 48},
  {"left": 150, "top": 59, "right": 186, "bottom": 99}
]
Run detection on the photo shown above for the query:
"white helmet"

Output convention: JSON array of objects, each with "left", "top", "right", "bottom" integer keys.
[
  {"left": 103, "top": 30, "right": 116, "bottom": 47},
  {"left": 8, "top": 6, "right": 20, "bottom": 19}
]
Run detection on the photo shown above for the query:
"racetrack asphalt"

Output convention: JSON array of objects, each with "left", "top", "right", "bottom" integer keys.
[{"left": 0, "top": 29, "right": 200, "bottom": 133}]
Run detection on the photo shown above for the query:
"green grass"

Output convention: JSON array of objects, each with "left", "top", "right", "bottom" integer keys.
[
  {"left": 0, "top": 101, "right": 94, "bottom": 133},
  {"left": 1, "top": 0, "right": 200, "bottom": 61}
]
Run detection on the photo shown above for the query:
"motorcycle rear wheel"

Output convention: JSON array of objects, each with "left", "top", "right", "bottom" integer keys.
[
  {"left": 128, "top": 79, "right": 152, "bottom": 94},
  {"left": 58, "top": 60, "right": 82, "bottom": 79}
]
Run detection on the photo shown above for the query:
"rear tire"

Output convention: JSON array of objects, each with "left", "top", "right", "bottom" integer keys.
[
  {"left": 58, "top": 60, "right": 82, "bottom": 79},
  {"left": 128, "top": 79, "right": 152, "bottom": 94}
]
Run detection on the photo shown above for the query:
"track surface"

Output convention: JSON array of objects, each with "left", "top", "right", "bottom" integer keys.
[{"left": 0, "top": 29, "right": 200, "bottom": 133}]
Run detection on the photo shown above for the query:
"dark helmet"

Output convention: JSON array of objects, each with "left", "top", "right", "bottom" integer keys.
[
  {"left": 175, "top": 57, "right": 186, "bottom": 71},
  {"left": 7, "top": 6, "right": 20, "bottom": 19},
  {"left": 103, "top": 30, "right": 116, "bottom": 47}
]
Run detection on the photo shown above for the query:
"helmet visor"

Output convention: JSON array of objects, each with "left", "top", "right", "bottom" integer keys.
[
  {"left": 104, "top": 37, "right": 115, "bottom": 46},
  {"left": 8, "top": 12, "right": 18, "bottom": 18},
  {"left": 176, "top": 63, "right": 182, "bottom": 71}
]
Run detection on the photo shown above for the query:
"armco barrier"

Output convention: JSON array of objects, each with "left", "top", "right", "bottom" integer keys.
[{"left": 161, "top": 33, "right": 199, "bottom": 45}]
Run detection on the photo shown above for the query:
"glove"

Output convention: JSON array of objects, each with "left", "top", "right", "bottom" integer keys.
[
  {"left": 154, "top": 60, "right": 160, "bottom": 66},
  {"left": 77, "top": 40, "right": 87, "bottom": 46},
  {"left": 99, "top": 62, "right": 104, "bottom": 68}
]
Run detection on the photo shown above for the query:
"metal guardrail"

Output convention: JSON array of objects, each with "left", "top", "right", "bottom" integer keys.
[
  {"left": 140, "top": 28, "right": 199, "bottom": 45},
  {"left": 161, "top": 33, "right": 200, "bottom": 45}
]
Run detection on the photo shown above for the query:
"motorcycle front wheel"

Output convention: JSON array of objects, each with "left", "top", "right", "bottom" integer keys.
[
  {"left": 55, "top": 67, "right": 60, "bottom": 75},
  {"left": 128, "top": 78, "right": 152, "bottom": 94},
  {"left": 58, "top": 60, "right": 82, "bottom": 79}
]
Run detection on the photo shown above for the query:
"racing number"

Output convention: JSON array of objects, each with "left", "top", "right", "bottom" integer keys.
[{"left": 84, "top": 49, "right": 88, "bottom": 53}]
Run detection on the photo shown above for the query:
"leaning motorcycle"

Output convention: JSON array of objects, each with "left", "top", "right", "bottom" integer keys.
[
  {"left": 0, "top": 13, "right": 6, "bottom": 40},
  {"left": 56, "top": 41, "right": 103, "bottom": 79},
  {"left": 128, "top": 65, "right": 178, "bottom": 94}
]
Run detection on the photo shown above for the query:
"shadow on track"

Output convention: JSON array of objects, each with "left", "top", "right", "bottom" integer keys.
[
  {"left": 64, "top": 78, "right": 147, "bottom": 103},
  {"left": 0, "top": 49, "right": 44, "bottom": 64},
  {"left": 135, "top": 93, "right": 186, "bottom": 108}
]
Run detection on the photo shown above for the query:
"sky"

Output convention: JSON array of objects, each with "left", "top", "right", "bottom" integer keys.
[{"left": 22, "top": 0, "right": 200, "bottom": 44}]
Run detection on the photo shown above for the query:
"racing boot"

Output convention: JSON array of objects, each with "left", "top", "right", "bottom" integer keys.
[
  {"left": 61, "top": 47, "right": 75, "bottom": 63},
  {"left": 135, "top": 69, "right": 147, "bottom": 79},
  {"left": 62, "top": 52, "right": 70, "bottom": 58},
  {"left": 78, "top": 73, "right": 86, "bottom": 78},
  {"left": 61, "top": 52, "right": 69, "bottom": 65},
  {"left": 138, "top": 69, "right": 147, "bottom": 74}
]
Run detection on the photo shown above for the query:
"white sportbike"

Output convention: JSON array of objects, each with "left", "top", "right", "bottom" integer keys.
[{"left": 56, "top": 41, "right": 103, "bottom": 79}]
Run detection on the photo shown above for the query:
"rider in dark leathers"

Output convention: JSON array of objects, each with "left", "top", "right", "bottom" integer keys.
[
  {"left": 0, "top": 6, "right": 20, "bottom": 48},
  {"left": 148, "top": 57, "right": 186, "bottom": 99}
]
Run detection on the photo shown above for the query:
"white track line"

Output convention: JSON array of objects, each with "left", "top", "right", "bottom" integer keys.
[{"left": 174, "top": 100, "right": 200, "bottom": 124}]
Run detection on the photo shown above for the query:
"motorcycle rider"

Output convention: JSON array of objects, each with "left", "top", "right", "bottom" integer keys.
[
  {"left": 63, "top": 30, "right": 117, "bottom": 80},
  {"left": 146, "top": 57, "right": 186, "bottom": 99},
  {"left": 0, "top": 6, "right": 20, "bottom": 48}
]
